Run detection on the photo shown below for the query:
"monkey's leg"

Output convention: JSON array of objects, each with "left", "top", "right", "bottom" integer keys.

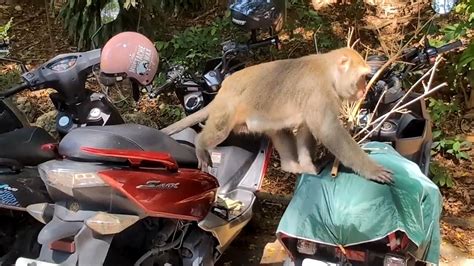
[
  {"left": 195, "top": 109, "right": 234, "bottom": 169},
  {"left": 267, "top": 129, "right": 302, "bottom": 174},
  {"left": 295, "top": 125, "right": 317, "bottom": 174}
]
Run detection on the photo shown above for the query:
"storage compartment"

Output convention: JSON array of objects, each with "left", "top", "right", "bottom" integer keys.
[{"left": 395, "top": 113, "right": 430, "bottom": 163}]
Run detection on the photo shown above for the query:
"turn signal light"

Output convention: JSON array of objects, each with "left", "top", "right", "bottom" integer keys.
[
  {"left": 26, "top": 203, "right": 54, "bottom": 224},
  {"left": 85, "top": 212, "right": 139, "bottom": 235}
]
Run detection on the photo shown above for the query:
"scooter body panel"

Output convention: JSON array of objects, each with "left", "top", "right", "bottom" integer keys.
[
  {"left": 98, "top": 168, "right": 219, "bottom": 221},
  {"left": 0, "top": 167, "right": 50, "bottom": 210}
]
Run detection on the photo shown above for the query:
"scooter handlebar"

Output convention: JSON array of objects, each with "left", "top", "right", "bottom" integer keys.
[
  {"left": 0, "top": 82, "right": 29, "bottom": 99},
  {"left": 437, "top": 40, "right": 463, "bottom": 54}
]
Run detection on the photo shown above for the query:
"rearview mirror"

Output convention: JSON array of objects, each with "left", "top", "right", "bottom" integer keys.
[
  {"left": 101, "top": 0, "right": 120, "bottom": 25},
  {"left": 432, "top": 0, "right": 459, "bottom": 14}
]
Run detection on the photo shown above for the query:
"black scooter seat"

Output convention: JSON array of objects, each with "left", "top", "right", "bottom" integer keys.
[
  {"left": 0, "top": 127, "right": 56, "bottom": 166},
  {"left": 59, "top": 124, "right": 198, "bottom": 168}
]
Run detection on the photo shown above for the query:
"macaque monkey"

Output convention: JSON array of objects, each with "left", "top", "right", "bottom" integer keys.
[{"left": 161, "top": 47, "right": 393, "bottom": 183}]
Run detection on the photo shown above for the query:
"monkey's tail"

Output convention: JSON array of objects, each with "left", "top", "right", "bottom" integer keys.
[{"left": 160, "top": 104, "right": 211, "bottom": 135}]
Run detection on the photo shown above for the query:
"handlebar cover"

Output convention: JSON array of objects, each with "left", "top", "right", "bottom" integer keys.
[{"left": 0, "top": 82, "right": 29, "bottom": 98}]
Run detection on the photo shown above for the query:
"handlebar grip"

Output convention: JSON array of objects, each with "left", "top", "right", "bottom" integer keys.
[
  {"left": 437, "top": 40, "right": 463, "bottom": 54},
  {"left": 248, "top": 38, "right": 278, "bottom": 50},
  {"left": 0, "top": 82, "right": 29, "bottom": 98}
]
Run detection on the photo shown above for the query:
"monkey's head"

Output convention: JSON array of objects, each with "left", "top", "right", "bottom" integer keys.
[{"left": 331, "top": 48, "right": 371, "bottom": 101}]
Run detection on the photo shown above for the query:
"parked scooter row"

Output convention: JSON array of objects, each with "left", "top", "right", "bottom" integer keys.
[
  {"left": 0, "top": 6, "right": 125, "bottom": 263},
  {"left": 2, "top": 0, "right": 284, "bottom": 264},
  {"left": 2, "top": 0, "right": 462, "bottom": 265},
  {"left": 12, "top": 29, "right": 281, "bottom": 266},
  {"left": 0, "top": 47, "right": 129, "bottom": 264}
]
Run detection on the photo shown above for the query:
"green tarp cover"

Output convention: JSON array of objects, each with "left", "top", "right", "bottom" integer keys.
[{"left": 276, "top": 141, "right": 442, "bottom": 264}]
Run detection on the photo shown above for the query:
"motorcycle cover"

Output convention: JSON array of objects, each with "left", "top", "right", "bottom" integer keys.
[{"left": 276, "top": 141, "right": 442, "bottom": 264}]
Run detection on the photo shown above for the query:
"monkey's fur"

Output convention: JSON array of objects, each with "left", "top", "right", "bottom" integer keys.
[{"left": 161, "top": 47, "right": 393, "bottom": 183}]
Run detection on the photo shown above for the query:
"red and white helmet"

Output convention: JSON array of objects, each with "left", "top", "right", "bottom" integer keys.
[{"left": 99, "top": 31, "right": 159, "bottom": 86}]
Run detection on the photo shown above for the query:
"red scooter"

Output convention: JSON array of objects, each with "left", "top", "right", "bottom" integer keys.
[{"left": 15, "top": 36, "right": 278, "bottom": 266}]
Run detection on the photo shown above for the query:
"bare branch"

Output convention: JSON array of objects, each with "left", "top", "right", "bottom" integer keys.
[
  {"left": 353, "top": 63, "right": 438, "bottom": 139},
  {"left": 348, "top": 15, "right": 437, "bottom": 123},
  {"left": 357, "top": 82, "right": 447, "bottom": 144}
]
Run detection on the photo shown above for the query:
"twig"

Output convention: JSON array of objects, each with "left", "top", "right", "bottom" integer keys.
[
  {"left": 366, "top": 88, "right": 387, "bottom": 125},
  {"left": 346, "top": 27, "right": 355, "bottom": 48},
  {"left": 17, "top": 40, "right": 41, "bottom": 53},
  {"left": 424, "top": 57, "right": 443, "bottom": 93},
  {"left": 313, "top": 25, "right": 322, "bottom": 53},
  {"left": 354, "top": 62, "right": 438, "bottom": 139},
  {"left": 359, "top": 42, "right": 379, "bottom": 55},
  {"left": 12, "top": 10, "right": 45, "bottom": 27},
  {"left": 349, "top": 15, "right": 437, "bottom": 121},
  {"left": 192, "top": 7, "right": 217, "bottom": 21},
  {"left": 351, "top": 38, "right": 360, "bottom": 49},
  {"left": 44, "top": 0, "right": 55, "bottom": 53},
  {"left": 331, "top": 159, "right": 340, "bottom": 177},
  {"left": 375, "top": 26, "right": 390, "bottom": 57},
  {"left": 458, "top": 78, "right": 469, "bottom": 107}
]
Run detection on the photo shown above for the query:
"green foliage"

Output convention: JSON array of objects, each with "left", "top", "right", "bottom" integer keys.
[
  {"left": 428, "top": 98, "right": 460, "bottom": 127},
  {"left": 438, "top": 0, "right": 474, "bottom": 42},
  {"left": 284, "top": 0, "right": 340, "bottom": 52},
  {"left": 59, "top": 0, "right": 213, "bottom": 50},
  {"left": 432, "top": 0, "right": 474, "bottom": 72},
  {"left": 0, "top": 17, "right": 13, "bottom": 41},
  {"left": 158, "top": 103, "right": 185, "bottom": 124},
  {"left": 458, "top": 42, "right": 474, "bottom": 70},
  {"left": 429, "top": 161, "right": 454, "bottom": 188},
  {"left": 59, "top": 0, "right": 116, "bottom": 50},
  {"left": 432, "top": 133, "right": 472, "bottom": 160},
  {"left": 428, "top": 98, "right": 471, "bottom": 161},
  {"left": 155, "top": 12, "right": 242, "bottom": 71},
  {"left": 0, "top": 68, "right": 21, "bottom": 92}
]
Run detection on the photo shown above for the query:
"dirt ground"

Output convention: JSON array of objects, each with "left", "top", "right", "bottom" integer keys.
[{"left": 1, "top": 0, "right": 473, "bottom": 265}]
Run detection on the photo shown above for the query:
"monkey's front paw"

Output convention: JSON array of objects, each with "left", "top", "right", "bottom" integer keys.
[
  {"left": 366, "top": 165, "right": 393, "bottom": 184},
  {"left": 280, "top": 161, "right": 303, "bottom": 174},
  {"left": 196, "top": 148, "right": 212, "bottom": 169}
]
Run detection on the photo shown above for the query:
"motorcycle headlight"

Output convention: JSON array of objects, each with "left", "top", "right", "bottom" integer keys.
[
  {"left": 384, "top": 254, "right": 407, "bottom": 266},
  {"left": 297, "top": 239, "right": 317, "bottom": 255}
]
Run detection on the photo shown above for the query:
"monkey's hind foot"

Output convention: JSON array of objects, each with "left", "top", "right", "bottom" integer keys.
[
  {"left": 196, "top": 148, "right": 212, "bottom": 169},
  {"left": 299, "top": 162, "right": 318, "bottom": 175},
  {"left": 280, "top": 160, "right": 303, "bottom": 174}
]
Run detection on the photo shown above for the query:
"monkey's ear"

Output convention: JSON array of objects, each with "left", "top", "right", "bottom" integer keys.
[{"left": 338, "top": 56, "right": 351, "bottom": 73}]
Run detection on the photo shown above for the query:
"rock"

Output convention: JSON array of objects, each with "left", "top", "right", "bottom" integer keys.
[
  {"left": 439, "top": 241, "right": 474, "bottom": 266},
  {"left": 34, "top": 110, "right": 57, "bottom": 137},
  {"left": 260, "top": 240, "right": 288, "bottom": 265},
  {"left": 14, "top": 96, "right": 33, "bottom": 119},
  {"left": 14, "top": 4, "right": 21, "bottom": 11}
]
